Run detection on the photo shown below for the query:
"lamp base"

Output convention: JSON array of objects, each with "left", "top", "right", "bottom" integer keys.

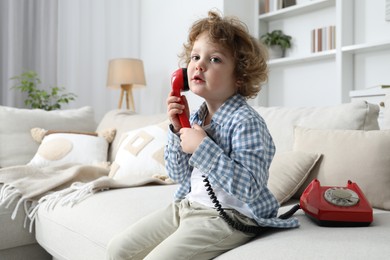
[{"left": 118, "top": 84, "right": 135, "bottom": 111}]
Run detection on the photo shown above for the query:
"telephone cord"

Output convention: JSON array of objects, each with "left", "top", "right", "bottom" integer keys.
[{"left": 202, "top": 176, "right": 300, "bottom": 234}]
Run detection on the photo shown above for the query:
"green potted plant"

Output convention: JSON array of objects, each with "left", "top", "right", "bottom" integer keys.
[
  {"left": 260, "top": 30, "right": 292, "bottom": 59},
  {"left": 11, "top": 70, "right": 77, "bottom": 111}
]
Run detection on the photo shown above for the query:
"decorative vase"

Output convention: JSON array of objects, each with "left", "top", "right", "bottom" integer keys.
[{"left": 268, "top": 45, "right": 285, "bottom": 59}]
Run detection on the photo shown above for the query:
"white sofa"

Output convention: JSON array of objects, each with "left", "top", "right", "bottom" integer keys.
[{"left": 1, "top": 99, "right": 390, "bottom": 260}]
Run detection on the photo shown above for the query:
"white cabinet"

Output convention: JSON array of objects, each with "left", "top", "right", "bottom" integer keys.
[{"left": 252, "top": 0, "right": 390, "bottom": 107}]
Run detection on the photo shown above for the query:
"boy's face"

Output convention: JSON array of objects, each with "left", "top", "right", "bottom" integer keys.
[{"left": 187, "top": 32, "right": 237, "bottom": 106}]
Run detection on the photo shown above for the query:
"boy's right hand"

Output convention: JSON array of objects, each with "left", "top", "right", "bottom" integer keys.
[{"left": 166, "top": 91, "right": 189, "bottom": 133}]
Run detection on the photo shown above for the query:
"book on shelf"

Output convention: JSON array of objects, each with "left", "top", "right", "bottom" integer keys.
[
  {"left": 259, "top": 0, "right": 296, "bottom": 14},
  {"left": 311, "top": 25, "right": 336, "bottom": 53}
]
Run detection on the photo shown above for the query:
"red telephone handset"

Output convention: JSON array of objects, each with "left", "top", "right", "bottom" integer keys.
[
  {"left": 300, "top": 179, "right": 373, "bottom": 227},
  {"left": 171, "top": 68, "right": 191, "bottom": 128}
]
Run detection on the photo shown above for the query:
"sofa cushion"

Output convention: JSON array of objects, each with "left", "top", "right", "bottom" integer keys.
[
  {"left": 35, "top": 185, "right": 178, "bottom": 260},
  {"left": 0, "top": 106, "right": 96, "bottom": 168},
  {"left": 292, "top": 127, "right": 390, "bottom": 210},
  {"left": 214, "top": 204, "right": 390, "bottom": 260},
  {"left": 268, "top": 151, "right": 321, "bottom": 205},
  {"left": 109, "top": 121, "right": 170, "bottom": 181},
  {"left": 254, "top": 100, "right": 380, "bottom": 153},
  {"left": 96, "top": 110, "right": 167, "bottom": 162}
]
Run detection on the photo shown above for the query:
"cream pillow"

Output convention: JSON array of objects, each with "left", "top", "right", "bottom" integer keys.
[
  {"left": 254, "top": 100, "right": 379, "bottom": 153},
  {"left": 28, "top": 128, "right": 115, "bottom": 168},
  {"left": 293, "top": 127, "right": 390, "bottom": 210},
  {"left": 268, "top": 151, "right": 322, "bottom": 205},
  {"left": 109, "top": 121, "right": 170, "bottom": 182},
  {"left": 0, "top": 106, "right": 96, "bottom": 168}
]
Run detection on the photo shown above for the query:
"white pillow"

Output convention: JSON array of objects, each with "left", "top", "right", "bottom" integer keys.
[
  {"left": 0, "top": 106, "right": 96, "bottom": 168},
  {"left": 109, "top": 121, "right": 170, "bottom": 182},
  {"left": 28, "top": 130, "right": 113, "bottom": 168},
  {"left": 96, "top": 110, "right": 167, "bottom": 162}
]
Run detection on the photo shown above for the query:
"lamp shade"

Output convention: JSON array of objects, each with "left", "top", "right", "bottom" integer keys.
[{"left": 106, "top": 58, "right": 146, "bottom": 89}]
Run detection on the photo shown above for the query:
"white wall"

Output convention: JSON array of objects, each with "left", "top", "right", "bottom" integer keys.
[
  {"left": 353, "top": 0, "right": 390, "bottom": 90},
  {"left": 138, "top": 0, "right": 225, "bottom": 115}
]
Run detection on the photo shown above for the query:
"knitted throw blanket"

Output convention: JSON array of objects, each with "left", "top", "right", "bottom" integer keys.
[{"left": 0, "top": 163, "right": 173, "bottom": 232}]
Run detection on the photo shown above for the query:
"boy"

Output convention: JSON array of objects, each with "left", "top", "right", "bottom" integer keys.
[{"left": 107, "top": 10, "right": 298, "bottom": 260}]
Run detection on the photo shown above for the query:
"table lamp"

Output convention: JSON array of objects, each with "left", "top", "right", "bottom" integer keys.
[{"left": 107, "top": 58, "right": 146, "bottom": 110}]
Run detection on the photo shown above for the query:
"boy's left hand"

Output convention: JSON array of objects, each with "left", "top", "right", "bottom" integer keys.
[{"left": 179, "top": 124, "right": 207, "bottom": 154}]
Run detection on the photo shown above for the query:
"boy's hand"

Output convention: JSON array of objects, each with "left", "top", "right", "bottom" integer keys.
[
  {"left": 166, "top": 91, "right": 189, "bottom": 133},
  {"left": 179, "top": 124, "right": 207, "bottom": 154}
]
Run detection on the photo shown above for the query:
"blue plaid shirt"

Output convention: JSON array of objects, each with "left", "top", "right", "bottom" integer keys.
[{"left": 165, "top": 94, "right": 299, "bottom": 228}]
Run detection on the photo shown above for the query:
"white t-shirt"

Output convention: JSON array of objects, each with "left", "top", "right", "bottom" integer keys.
[{"left": 186, "top": 167, "right": 255, "bottom": 219}]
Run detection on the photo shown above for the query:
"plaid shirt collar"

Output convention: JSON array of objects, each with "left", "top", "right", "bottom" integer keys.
[{"left": 194, "top": 94, "right": 246, "bottom": 126}]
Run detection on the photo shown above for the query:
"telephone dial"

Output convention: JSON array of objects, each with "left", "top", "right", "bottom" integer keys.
[{"left": 170, "top": 69, "right": 373, "bottom": 233}]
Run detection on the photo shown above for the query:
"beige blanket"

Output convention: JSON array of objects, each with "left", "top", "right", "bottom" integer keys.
[{"left": 0, "top": 163, "right": 173, "bottom": 232}]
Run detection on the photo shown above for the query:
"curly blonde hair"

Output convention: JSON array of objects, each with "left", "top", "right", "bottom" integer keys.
[{"left": 180, "top": 10, "right": 268, "bottom": 99}]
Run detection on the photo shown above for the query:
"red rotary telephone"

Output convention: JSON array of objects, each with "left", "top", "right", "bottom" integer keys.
[
  {"left": 171, "top": 68, "right": 191, "bottom": 128},
  {"left": 300, "top": 179, "right": 373, "bottom": 227}
]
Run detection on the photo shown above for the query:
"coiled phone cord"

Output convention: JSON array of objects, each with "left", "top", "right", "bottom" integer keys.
[{"left": 202, "top": 176, "right": 300, "bottom": 234}]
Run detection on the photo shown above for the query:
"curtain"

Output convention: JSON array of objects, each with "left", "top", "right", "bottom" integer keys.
[
  {"left": 0, "top": 0, "right": 58, "bottom": 107},
  {"left": 57, "top": 0, "right": 141, "bottom": 121},
  {"left": 1, "top": 0, "right": 141, "bottom": 122}
]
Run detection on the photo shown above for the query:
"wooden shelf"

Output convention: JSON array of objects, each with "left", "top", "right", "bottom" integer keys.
[
  {"left": 342, "top": 41, "right": 390, "bottom": 54},
  {"left": 268, "top": 50, "right": 336, "bottom": 68},
  {"left": 258, "top": 0, "right": 335, "bottom": 21}
]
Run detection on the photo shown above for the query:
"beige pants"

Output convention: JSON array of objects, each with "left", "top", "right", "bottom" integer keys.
[{"left": 106, "top": 198, "right": 258, "bottom": 260}]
